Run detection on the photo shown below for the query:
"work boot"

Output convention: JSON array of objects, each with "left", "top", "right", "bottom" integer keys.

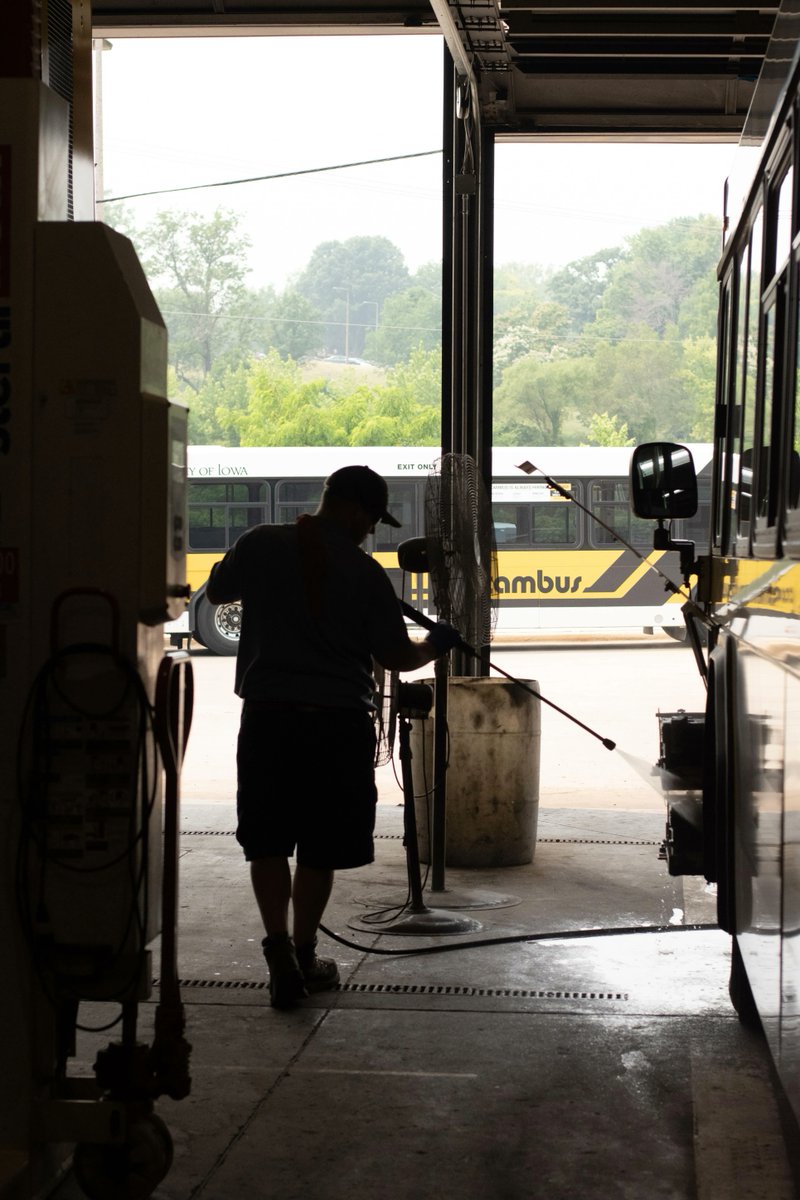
[
  {"left": 261, "top": 933, "right": 308, "bottom": 1009},
  {"left": 296, "top": 938, "right": 340, "bottom": 993}
]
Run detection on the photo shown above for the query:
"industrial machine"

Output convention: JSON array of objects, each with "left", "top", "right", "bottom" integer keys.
[{"left": 1, "top": 60, "right": 191, "bottom": 1199}]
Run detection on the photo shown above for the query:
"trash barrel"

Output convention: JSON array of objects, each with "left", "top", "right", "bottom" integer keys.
[{"left": 409, "top": 677, "right": 541, "bottom": 867}]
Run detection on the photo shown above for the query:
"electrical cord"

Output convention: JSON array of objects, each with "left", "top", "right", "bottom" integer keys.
[
  {"left": 77, "top": 1011, "right": 125, "bottom": 1035},
  {"left": 15, "top": 641, "right": 159, "bottom": 1014},
  {"left": 101, "top": 149, "right": 442, "bottom": 204},
  {"left": 319, "top": 920, "right": 720, "bottom": 957}
]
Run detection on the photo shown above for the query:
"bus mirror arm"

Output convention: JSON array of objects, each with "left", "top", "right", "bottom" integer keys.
[{"left": 653, "top": 522, "right": 696, "bottom": 586}]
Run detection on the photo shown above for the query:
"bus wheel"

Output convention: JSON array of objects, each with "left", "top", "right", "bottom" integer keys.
[
  {"left": 729, "top": 937, "right": 761, "bottom": 1030},
  {"left": 195, "top": 598, "right": 241, "bottom": 656}
]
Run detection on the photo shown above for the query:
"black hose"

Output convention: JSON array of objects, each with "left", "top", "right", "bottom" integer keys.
[{"left": 319, "top": 920, "right": 718, "bottom": 957}]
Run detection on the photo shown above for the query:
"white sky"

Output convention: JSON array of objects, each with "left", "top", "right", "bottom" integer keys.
[{"left": 97, "top": 34, "right": 742, "bottom": 291}]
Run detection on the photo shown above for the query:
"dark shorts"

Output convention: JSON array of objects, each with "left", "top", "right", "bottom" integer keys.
[{"left": 235, "top": 702, "right": 378, "bottom": 868}]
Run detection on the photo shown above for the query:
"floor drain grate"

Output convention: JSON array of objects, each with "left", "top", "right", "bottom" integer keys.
[
  {"left": 159, "top": 978, "right": 627, "bottom": 1002},
  {"left": 181, "top": 831, "right": 655, "bottom": 846},
  {"left": 539, "top": 837, "right": 659, "bottom": 846},
  {"left": 181, "top": 830, "right": 404, "bottom": 840},
  {"left": 339, "top": 982, "right": 628, "bottom": 1000},
  {"left": 182, "top": 830, "right": 235, "bottom": 836}
]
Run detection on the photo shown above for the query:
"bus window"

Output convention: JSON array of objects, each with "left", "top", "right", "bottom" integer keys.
[
  {"left": 753, "top": 155, "right": 793, "bottom": 538},
  {"left": 774, "top": 162, "right": 794, "bottom": 275},
  {"left": 726, "top": 246, "right": 749, "bottom": 550},
  {"left": 188, "top": 481, "right": 268, "bottom": 550},
  {"left": 492, "top": 504, "right": 529, "bottom": 545},
  {"left": 794, "top": 276, "right": 800, "bottom": 508},
  {"left": 228, "top": 504, "right": 269, "bottom": 538},
  {"left": 275, "top": 480, "right": 323, "bottom": 523},
  {"left": 494, "top": 522, "right": 517, "bottom": 544},
  {"left": 374, "top": 482, "right": 418, "bottom": 551},
  {"left": 492, "top": 490, "right": 579, "bottom": 547},
  {"left": 531, "top": 497, "right": 579, "bottom": 544},
  {"left": 756, "top": 297, "right": 777, "bottom": 522},
  {"left": 735, "top": 209, "right": 763, "bottom": 542},
  {"left": 714, "top": 278, "right": 733, "bottom": 550},
  {"left": 590, "top": 480, "right": 653, "bottom": 548}
]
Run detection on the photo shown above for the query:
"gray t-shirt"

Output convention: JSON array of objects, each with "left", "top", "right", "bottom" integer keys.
[{"left": 207, "top": 517, "right": 412, "bottom": 709}]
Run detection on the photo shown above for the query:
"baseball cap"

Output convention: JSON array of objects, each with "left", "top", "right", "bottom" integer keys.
[{"left": 324, "top": 465, "right": 402, "bottom": 527}]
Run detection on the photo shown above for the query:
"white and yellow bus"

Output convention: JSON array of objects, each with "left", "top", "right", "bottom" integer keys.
[
  {"left": 167, "top": 444, "right": 712, "bottom": 654},
  {"left": 618, "top": 35, "right": 800, "bottom": 1132}
]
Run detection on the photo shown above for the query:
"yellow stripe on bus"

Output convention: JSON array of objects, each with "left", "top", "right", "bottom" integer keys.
[
  {"left": 373, "top": 548, "right": 682, "bottom": 603},
  {"left": 187, "top": 547, "right": 682, "bottom": 606}
]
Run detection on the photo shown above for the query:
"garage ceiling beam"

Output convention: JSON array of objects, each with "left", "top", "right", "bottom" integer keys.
[{"left": 89, "top": 0, "right": 797, "bottom": 141}]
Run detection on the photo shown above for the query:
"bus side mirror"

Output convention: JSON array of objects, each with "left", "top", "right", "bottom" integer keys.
[{"left": 630, "top": 442, "right": 698, "bottom": 520}]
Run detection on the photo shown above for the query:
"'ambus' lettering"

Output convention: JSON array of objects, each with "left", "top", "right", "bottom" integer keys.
[{"left": 493, "top": 572, "right": 583, "bottom": 595}]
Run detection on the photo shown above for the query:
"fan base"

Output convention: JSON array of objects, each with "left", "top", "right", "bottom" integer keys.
[{"left": 348, "top": 908, "right": 483, "bottom": 937}]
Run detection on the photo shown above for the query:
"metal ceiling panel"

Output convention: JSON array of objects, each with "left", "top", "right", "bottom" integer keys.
[
  {"left": 89, "top": 0, "right": 797, "bottom": 140},
  {"left": 90, "top": 2, "right": 437, "bottom": 36}
]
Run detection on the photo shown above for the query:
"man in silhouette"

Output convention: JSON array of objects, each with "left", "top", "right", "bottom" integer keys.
[{"left": 207, "top": 465, "right": 459, "bottom": 1007}]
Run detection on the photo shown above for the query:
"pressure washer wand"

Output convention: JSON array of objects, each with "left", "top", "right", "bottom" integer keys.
[
  {"left": 517, "top": 461, "right": 689, "bottom": 601},
  {"left": 400, "top": 599, "right": 616, "bottom": 751},
  {"left": 517, "top": 461, "right": 718, "bottom": 638}
]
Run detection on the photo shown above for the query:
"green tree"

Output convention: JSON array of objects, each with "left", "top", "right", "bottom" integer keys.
[
  {"left": 547, "top": 247, "right": 625, "bottom": 334},
  {"left": 681, "top": 334, "right": 718, "bottom": 439},
  {"left": 364, "top": 288, "right": 441, "bottom": 365},
  {"left": 262, "top": 289, "right": 324, "bottom": 360},
  {"left": 587, "top": 215, "right": 719, "bottom": 342},
  {"left": 677, "top": 272, "right": 719, "bottom": 339},
  {"left": 591, "top": 326, "right": 694, "bottom": 442},
  {"left": 222, "top": 353, "right": 325, "bottom": 444},
  {"left": 386, "top": 346, "right": 441, "bottom": 410},
  {"left": 183, "top": 364, "right": 251, "bottom": 445},
  {"left": 494, "top": 262, "right": 551, "bottom": 324},
  {"left": 295, "top": 236, "right": 410, "bottom": 357},
  {"left": 411, "top": 261, "right": 443, "bottom": 293},
  {"left": 493, "top": 301, "right": 572, "bottom": 382},
  {"left": 493, "top": 325, "right": 544, "bottom": 381},
  {"left": 494, "top": 356, "right": 593, "bottom": 446},
  {"left": 345, "top": 384, "right": 439, "bottom": 445},
  {"left": 138, "top": 209, "right": 254, "bottom": 389},
  {"left": 100, "top": 200, "right": 140, "bottom": 244},
  {"left": 583, "top": 412, "right": 635, "bottom": 447},
  {"left": 214, "top": 349, "right": 440, "bottom": 447}
]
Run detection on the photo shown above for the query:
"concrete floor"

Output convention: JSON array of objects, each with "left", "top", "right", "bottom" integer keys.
[{"left": 49, "top": 793, "right": 800, "bottom": 1200}]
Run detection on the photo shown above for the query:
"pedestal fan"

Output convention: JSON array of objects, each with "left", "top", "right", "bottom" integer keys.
[
  {"left": 422, "top": 453, "right": 498, "bottom": 893},
  {"left": 369, "top": 661, "right": 483, "bottom": 935},
  {"left": 371, "top": 453, "right": 616, "bottom": 934},
  {"left": 393, "top": 453, "right": 522, "bottom": 921}
]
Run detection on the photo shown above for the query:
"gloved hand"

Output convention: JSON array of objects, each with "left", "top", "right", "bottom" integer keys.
[{"left": 425, "top": 620, "right": 463, "bottom": 656}]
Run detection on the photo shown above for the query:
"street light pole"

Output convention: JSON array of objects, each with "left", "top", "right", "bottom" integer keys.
[{"left": 333, "top": 286, "right": 351, "bottom": 361}]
